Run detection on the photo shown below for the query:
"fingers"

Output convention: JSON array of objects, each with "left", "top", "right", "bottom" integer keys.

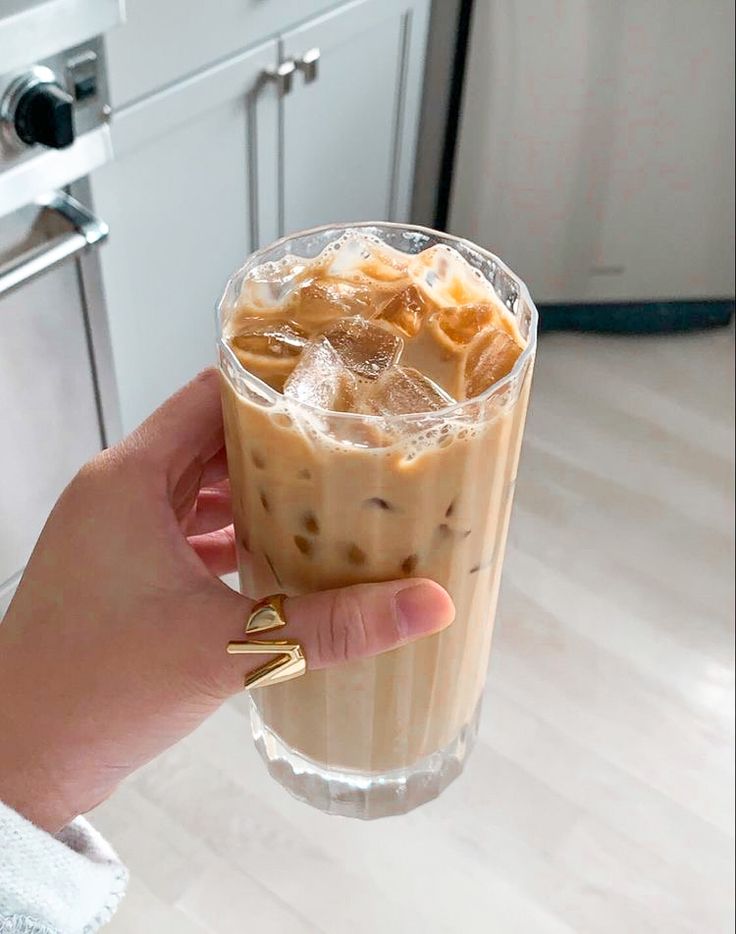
[
  {"left": 211, "top": 579, "right": 454, "bottom": 697},
  {"left": 128, "top": 369, "right": 225, "bottom": 512},
  {"left": 189, "top": 526, "right": 238, "bottom": 577},
  {"left": 185, "top": 486, "right": 233, "bottom": 536},
  {"left": 200, "top": 448, "right": 229, "bottom": 488}
]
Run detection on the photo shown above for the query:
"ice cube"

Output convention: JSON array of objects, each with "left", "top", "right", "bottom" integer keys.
[
  {"left": 290, "top": 278, "right": 374, "bottom": 331},
  {"left": 374, "top": 284, "right": 427, "bottom": 338},
  {"left": 408, "top": 245, "right": 496, "bottom": 309},
  {"left": 237, "top": 258, "right": 308, "bottom": 311},
  {"left": 325, "top": 233, "right": 407, "bottom": 284},
  {"left": 323, "top": 316, "right": 403, "bottom": 379},
  {"left": 284, "top": 337, "right": 358, "bottom": 412},
  {"left": 363, "top": 366, "right": 455, "bottom": 415},
  {"left": 429, "top": 303, "right": 496, "bottom": 351},
  {"left": 464, "top": 328, "right": 522, "bottom": 399},
  {"left": 230, "top": 320, "right": 308, "bottom": 390},
  {"left": 231, "top": 320, "right": 307, "bottom": 358}
]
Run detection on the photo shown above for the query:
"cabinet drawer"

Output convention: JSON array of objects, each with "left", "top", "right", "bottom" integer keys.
[{"left": 107, "top": 0, "right": 341, "bottom": 107}]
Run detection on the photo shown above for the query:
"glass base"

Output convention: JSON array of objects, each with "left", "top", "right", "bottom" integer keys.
[{"left": 250, "top": 698, "right": 482, "bottom": 820}]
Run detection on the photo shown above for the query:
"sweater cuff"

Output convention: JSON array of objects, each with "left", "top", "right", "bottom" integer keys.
[{"left": 0, "top": 799, "right": 128, "bottom": 934}]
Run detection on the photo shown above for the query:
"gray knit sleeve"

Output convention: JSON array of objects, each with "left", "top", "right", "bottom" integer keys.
[{"left": 0, "top": 800, "right": 127, "bottom": 934}]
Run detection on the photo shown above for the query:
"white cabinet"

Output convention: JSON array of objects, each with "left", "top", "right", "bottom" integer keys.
[
  {"left": 90, "top": 42, "right": 279, "bottom": 435},
  {"left": 93, "top": 0, "right": 430, "bottom": 434},
  {"left": 281, "top": 0, "right": 429, "bottom": 231},
  {"left": 106, "top": 0, "right": 340, "bottom": 107}
]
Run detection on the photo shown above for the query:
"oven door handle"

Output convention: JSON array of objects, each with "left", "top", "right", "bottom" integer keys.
[{"left": 0, "top": 192, "right": 108, "bottom": 299}]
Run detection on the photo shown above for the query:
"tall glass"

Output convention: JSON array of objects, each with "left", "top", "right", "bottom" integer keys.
[{"left": 217, "top": 223, "right": 537, "bottom": 819}]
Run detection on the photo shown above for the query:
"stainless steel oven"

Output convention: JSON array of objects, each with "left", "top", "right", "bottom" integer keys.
[{"left": 0, "top": 0, "right": 123, "bottom": 615}]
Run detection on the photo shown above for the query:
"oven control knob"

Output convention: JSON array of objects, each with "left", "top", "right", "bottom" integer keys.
[{"left": 14, "top": 82, "right": 74, "bottom": 149}]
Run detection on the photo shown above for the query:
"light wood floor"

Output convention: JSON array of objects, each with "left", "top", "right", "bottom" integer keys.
[{"left": 92, "top": 325, "right": 735, "bottom": 933}]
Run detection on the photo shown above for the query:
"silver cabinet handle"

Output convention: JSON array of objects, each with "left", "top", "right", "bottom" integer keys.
[
  {"left": 263, "top": 59, "right": 297, "bottom": 95},
  {"left": 296, "top": 48, "right": 320, "bottom": 83},
  {"left": 0, "top": 192, "right": 108, "bottom": 299}
]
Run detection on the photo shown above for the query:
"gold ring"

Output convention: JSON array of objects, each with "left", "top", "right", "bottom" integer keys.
[{"left": 226, "top": 594, "right": 306, "bottom": 690}]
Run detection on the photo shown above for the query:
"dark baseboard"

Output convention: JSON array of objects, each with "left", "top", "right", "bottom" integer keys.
[{"left": 538, "top": 300, "right": 735, "bottom": 334}]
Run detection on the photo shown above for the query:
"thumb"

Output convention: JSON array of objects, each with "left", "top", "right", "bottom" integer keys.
[{"left": 209, "top": 579, "right": 455, "bottom": 697}]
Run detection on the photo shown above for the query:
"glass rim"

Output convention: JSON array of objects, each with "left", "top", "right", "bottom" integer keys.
[{"left": 217, "top": 221, "right": 538, "bottom": 424}]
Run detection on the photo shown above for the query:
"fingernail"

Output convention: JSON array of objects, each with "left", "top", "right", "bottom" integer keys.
[{"left": 395, "top": 582, "right": 454, "bottom": 640}]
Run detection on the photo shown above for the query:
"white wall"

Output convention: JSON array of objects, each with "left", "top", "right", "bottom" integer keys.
[{"left": 449, "top": 0, "right": 735, "bottom": 303}]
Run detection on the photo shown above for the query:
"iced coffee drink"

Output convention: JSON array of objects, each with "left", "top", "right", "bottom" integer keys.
[{"left": 218, "top": 223, "right": 537, "bottom": 818}]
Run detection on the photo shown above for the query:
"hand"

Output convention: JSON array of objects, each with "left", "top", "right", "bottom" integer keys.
[{"left": 0, "top": 370, "right": 454, "bottom": 833}]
